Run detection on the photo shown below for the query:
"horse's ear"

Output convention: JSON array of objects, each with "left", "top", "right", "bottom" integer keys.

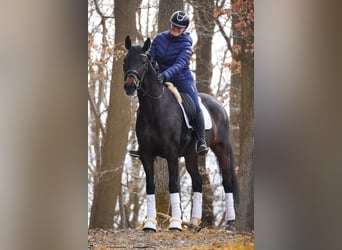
[
  {"left": 142, "top": 38, "right": 151, "bottom": 52},
  {"left": 125, "top": 36, "right": 131, "bottom": 49}
]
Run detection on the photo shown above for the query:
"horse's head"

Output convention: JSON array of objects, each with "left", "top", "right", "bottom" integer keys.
[{"left": 123, "top": 36, "right": 151, "bottom": 96}]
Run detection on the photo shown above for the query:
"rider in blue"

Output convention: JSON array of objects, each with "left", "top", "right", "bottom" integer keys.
[{"left": 130, "top": 10, "right": 208, "bottom": 157}]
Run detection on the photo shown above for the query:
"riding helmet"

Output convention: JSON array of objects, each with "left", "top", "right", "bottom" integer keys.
[{"left": 170, "top": 11, "right": 190, "bottom": 29}]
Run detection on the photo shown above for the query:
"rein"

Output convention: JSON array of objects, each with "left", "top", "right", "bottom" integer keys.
[{"left": 138, "top": 83, "right": 165, "bottom": 99}]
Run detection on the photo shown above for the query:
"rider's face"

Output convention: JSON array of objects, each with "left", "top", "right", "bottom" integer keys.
[{"left": 170, "top": 24, "right": 185, "bottom": 37}]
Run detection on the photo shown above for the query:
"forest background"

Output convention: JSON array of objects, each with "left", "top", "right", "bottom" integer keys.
[
  {"left": 88, "top": 0, "right": 254, "bottom": 232},
  {"left": 1, "top": 0, "right": 341, "bottom": 249}
]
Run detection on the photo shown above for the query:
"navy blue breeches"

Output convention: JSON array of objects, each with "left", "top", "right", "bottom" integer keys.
[{"left": 173, "top": 79, "right": 201, "bottom": 113}]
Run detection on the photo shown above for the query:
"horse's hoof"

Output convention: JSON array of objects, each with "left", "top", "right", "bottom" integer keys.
[
  {"left": 190, "top": 217, "right": 201, "bottom": 227},
  {"left": 143, "top": 218, "right": 157, "bottom": 232},
  {"left": 168, "top": 217, "right": 182, "bottom": 231},
  {"left": 226, "top": 220, "right": 235, "bottom": 231},
  {"left": 169, "top": 227, "right": 182, "bottom": 232},
  {"left": 188, "top": 217, "right": 201, "bottom": 232},
  {"left": 143, "top": 228, "right": 156, "bottom": 233}
]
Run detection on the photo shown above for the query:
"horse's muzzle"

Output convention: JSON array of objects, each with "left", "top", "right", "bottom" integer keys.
[
  {"left": 124, "top": 81, "right": 137, "bottom": 96},
  {"left": 124, "top": 73, "right": 140, "bottom": 95}
]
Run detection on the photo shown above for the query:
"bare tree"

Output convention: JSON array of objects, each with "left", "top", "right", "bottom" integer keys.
[
  {"left": 191, "top": 0, "right": 216, "bottom": 227},
  {"left": 192, "top": 0, "right": 215, "bottom": 94},
  {"left": 230, "top": 0, "right": 254, "bottom": 231},
  {"left": 88, "top": 0, "right": 115, "bottom": 227},
  {"left": 211, "top": 0, "right": 254, "bottom": 231},
  {"left": 213, "top": 0, "right": 241, "bottom": 181},
  {"left": 88, "top": 0, "right": 253, "bottom": 231},
  {"left": 152, "top": 0, "right": 184, "bottom": 229},
  {"left": 89, "top": 0, "right": 138, "bottom": 229}
]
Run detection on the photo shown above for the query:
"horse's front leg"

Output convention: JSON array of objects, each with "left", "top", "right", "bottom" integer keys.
[
  {"left": 167, "top": 156, "right": 182, "bottom": 231},
  {"left": 141, "top": 155, "right": 157, "bottom": 232}
]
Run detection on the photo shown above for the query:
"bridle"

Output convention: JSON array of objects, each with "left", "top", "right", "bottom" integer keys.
[{"left": 124, "top": 54, "right": 165, "bottom": 99}]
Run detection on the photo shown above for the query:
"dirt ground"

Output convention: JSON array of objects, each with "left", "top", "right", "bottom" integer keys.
[{"left": 88, "top": 227, "right": 254, "bottom": 249}]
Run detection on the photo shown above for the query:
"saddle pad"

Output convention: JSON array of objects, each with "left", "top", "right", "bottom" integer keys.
[
  {"left": 179, "top": 97, "right": 212, "bottom": 130},
  {"left": 165, "top": 82, "right": 212, "bottom": 130}
]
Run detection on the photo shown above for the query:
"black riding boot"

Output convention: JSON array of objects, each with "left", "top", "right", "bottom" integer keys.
[{"left": 193, "top": 111, "right": 208, "bottom": 155}]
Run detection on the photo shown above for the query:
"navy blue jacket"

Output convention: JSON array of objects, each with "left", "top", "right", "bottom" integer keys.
[{"left": 149, "top": 31, "right": 193, "bottom": 82}]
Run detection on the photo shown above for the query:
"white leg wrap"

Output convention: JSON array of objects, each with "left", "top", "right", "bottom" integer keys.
[
  {"left": 144, "top": 194, "right": 157, "bottom": 231},
  {"left": 146, "top": 194, "right": 156, "bottom": 219},
  {"left": 191, "top": 192, "right": 202, "bottom": 220},
  {"left": 225, "top": 193, "right": 236, "bottom": 221},
  {"left": 169, "top": 193, "right": 182, "bottom": 230},
  {"left": 169, "top": 217, "right": 182, "bottom": 231},
  {"left": 170, "top": 193, "right": 181, "bottom": 218},
  {"left": 143, "top": 218, "right": 157, "bottom": 231}
]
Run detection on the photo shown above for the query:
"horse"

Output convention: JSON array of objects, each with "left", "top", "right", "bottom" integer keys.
[{"left": 123, "top": 36, "right": 238, "bottom": 232}]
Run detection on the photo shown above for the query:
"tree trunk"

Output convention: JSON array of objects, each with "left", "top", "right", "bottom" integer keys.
[
  {"left": 158, "top": 1, "right": 183, "bottom": 30},
  {"left": 154, "top": 0, "right": 184, "bottom": 227},
  {"left": 89, "top": 0, "right": 137, "bottom": 229},
  {"left": 154, "top": 157, "right": 171, "bottom": 229},
  {"left": 237, "top": 40, "right": 254, "bottom": 231},
  {"left": 230, "top": 0, "right": 242, "bottom": 181},
  {"left": 230, "top": 0, "right": 254, "bottom": 231},
  {"left": 230, "top": 73, "right": 241, "bottom": 172},
  {"left": 193, "top": 0, "right": 215, "bottom": 94},
  {"left": 199, "top": 156, "right": 215, "bottom": 227},
  {"left": 192, "top": 0, "right": 215, "bottom": 227}
]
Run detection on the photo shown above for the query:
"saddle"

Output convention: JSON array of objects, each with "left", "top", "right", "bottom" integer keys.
[
  {"left": 165, "top": 82, "right": 212, "bottom": 130},
  {"left": 179, "top": 92, "right": 197, "bottom": 125},
  {"left": 165, "top": 82, "right": 212, "bottom": 156}
]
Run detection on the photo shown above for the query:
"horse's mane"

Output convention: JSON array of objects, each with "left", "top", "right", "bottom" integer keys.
[
  {"left": 144, "top": 55, "right": 182, "bottom": 104},
  {"left": 165, "top": 82, "right": 182, "bottom": 103}
]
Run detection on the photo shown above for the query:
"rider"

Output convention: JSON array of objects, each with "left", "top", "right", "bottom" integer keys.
[{"left": 130, "top": 10, "right": 208, "bottom": 157}]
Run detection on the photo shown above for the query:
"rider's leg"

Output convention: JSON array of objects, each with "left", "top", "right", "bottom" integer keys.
[
  {"left": 192, "top": 110, "right": 208, "bottom": 155},
  {"left": 176, "top": 81, "right": 208, "bottom": 155}
]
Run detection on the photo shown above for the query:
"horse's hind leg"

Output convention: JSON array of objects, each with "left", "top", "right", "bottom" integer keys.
[
  {"left": 211, "top": 144, "right": 236, "bottom": 228},
  {"left": 184, "top": 152, "right": 202, "bottom": 227}
]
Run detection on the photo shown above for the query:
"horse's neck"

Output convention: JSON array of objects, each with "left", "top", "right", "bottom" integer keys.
[
  {"left": 138, "top": 70, "right": 171, "bottom": 113},
  {"left": 138, "top": 65, "right": 163, "bottom": 102},
  {"left": 145, "top": 65, "right": 157, "bottom": 85}
]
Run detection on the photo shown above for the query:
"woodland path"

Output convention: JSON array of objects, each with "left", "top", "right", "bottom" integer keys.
[{"left": 88, "top": 227, "right": 254, "bottom": 249}]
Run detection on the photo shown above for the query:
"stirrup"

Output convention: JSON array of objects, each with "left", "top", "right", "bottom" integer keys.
[{"left": 129, "top": 150, "right": 140, "bottom": 158}]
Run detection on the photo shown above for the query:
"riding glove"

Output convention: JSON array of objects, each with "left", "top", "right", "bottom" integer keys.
[{"left": 157, "top": 73, "right": 165, "bottom": 85}]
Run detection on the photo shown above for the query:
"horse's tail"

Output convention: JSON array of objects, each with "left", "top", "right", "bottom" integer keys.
[{"left": 229, "top": 143, "right": 240, "bottom": 203}]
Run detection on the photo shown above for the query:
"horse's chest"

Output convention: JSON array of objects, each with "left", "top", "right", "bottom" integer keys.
[
  {"left": 144, "top": 121, "right": 164, "bottom": 134},
  {"left": 138, "top": 117, "right": 179, "bottom": 143}
]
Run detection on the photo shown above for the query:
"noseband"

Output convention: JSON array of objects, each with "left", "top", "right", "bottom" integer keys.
[{"left": 124, "top": 67, "right": 146, "bottom": 89}]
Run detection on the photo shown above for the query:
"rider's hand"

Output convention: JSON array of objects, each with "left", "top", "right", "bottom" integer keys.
[{"left": 157, "top": 73, "right": 165, "bottom": 85}]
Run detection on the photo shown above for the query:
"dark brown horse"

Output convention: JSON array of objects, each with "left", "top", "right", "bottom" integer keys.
[{"left": 123, "top": 36, "right": 238, "bottom": 232}]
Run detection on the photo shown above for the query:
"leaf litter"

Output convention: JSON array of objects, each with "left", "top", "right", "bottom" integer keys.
[{"left": 88, "top": 227, "right": 254, "bottom": 249}]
